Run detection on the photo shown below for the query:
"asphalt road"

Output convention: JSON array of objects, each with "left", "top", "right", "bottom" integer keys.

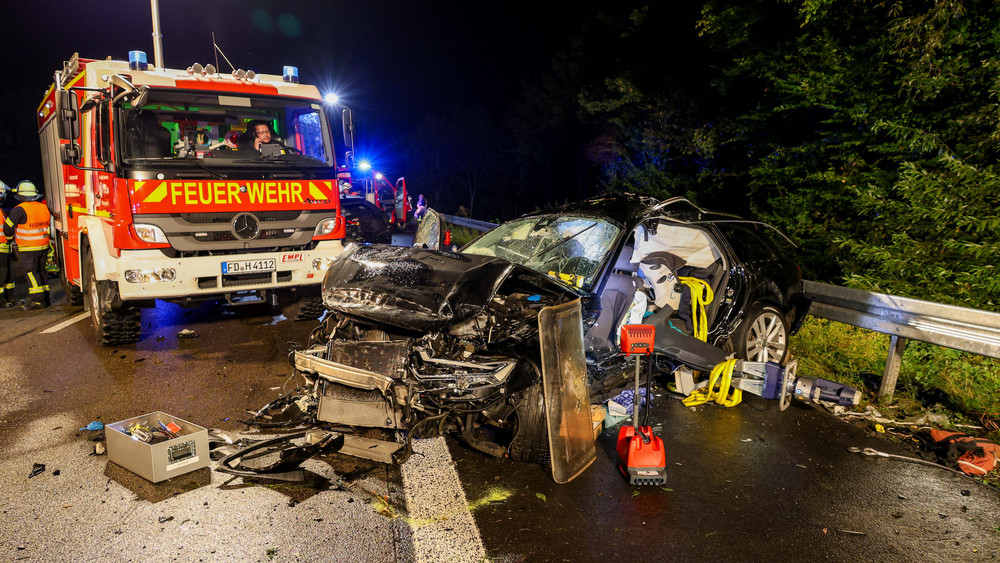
[{"left": 1, "top": 284, "right": 998, "bottom": 562}]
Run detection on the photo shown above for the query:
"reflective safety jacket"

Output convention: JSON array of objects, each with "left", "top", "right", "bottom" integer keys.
[
  {"left": 5, "top": 201, "right": 51, "bottom": 251},
  {"left": 0, "top": 209, "right": 7, "bottom": 252}
]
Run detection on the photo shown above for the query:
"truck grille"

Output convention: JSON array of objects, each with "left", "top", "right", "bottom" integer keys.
[{"left": 180, "top": 211, "right": 301, "bottom": 223}]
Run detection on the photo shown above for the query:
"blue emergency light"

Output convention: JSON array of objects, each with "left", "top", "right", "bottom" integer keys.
[
  {"left": 282, "top": 65, "right": 299, "bottom": 83},
  {"left": 129, "top": 50, "right": 149, "bottom": 71}
]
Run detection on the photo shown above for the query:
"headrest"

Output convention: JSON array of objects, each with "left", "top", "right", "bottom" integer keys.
[{"left": 613, "top": 242, "right": 638, "bottom": 273}]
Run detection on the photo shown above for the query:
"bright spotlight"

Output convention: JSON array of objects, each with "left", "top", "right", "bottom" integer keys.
[
  {"left": 324, "top": 92, "right": 339, "bottom": 105},
  {"left": 358, "top": 160, "right": 371, "bottom": 171},
  {"left": 374, "top": 172, "right": 383, "bottom": 180}
]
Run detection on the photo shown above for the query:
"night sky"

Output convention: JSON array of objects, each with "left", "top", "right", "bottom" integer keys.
[{"left": 1, "top": 0, "right": 583, "bottom": 187}]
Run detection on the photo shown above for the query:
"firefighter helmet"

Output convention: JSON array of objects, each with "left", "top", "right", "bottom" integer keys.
[{"left": 14, "top": 180, "right": 41, "bottom": 202}]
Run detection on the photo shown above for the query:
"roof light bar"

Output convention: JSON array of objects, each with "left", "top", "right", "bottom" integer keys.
[{"left": 129, "top": 50, "right": 148, "bottom": 71}]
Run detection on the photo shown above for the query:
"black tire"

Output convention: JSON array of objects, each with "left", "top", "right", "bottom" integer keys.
[
  {"left": 62, "top": 270, "right": 84, "bottom": 307},
  {"left": 508, "top": 383, "right": 550, "bottom": 466},
  {"left": 83, "top": 254, "right": 140, "bottom": 346},
  {"left": 54, "top": 241, "right": 84, "bottom": 306},
  {"left": 728, "top": 302, "right": 788, "bottom": 364},
  {"left": 277, "top": 290, "right": 326, "bottom": 321}
]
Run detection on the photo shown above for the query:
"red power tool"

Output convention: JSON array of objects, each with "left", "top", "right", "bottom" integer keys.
[{"left": 616, "top": 324, "right": 667, "bottom": 485}]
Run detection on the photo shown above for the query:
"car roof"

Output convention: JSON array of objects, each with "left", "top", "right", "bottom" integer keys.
[{"left": 525, "top": 192, "right": 742, "bottom": 228}]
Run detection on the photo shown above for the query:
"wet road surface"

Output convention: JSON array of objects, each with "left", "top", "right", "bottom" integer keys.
[{"left": 1, "top": 283, "right": 998, "bottom": 562}]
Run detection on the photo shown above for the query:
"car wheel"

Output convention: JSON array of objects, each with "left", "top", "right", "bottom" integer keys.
[
  {"left": 508, "top": 383, "right": 551, "bottom": 467},
  {"left": 730, "top": 303, "right": 788, "bottom": 364},
  {"left": 83, "top": 253, "right": 140, "bottom": 346}
]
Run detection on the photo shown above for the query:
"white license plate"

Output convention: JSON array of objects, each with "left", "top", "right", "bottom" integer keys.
[{"left": 222, "top": 258, "right": 276, "bottom": 274}]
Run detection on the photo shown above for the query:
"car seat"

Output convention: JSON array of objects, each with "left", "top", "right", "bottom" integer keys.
[{"left": 585, "top": 242, "right": 643, "bottom": 361}]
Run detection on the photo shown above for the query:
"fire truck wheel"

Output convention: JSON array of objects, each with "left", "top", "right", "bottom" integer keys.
[
  {"left": 277, "top": 291, "right": 325, "bottom": 321},
  {"left": 508, "top": 382, "right": 551, "bottom": 467},
  {"left": 84, "top": 256, "right": 140, "bottom": 346},
  {"left": 62, "top": 271, "right": 84, "bottom": 307}
]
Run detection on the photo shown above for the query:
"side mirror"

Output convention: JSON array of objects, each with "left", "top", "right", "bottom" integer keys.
[
  {"left": 132, "top": 85, "right": 150, "bottom": 109},
  {"left": 60, "top": 143, "right": 81, "bottom": 166},
  {"left": 56, "top": 90, "right": 79, "bottom": 141},
  {"left": 341, "top": 107, "right": 354, "bottom": 152}
]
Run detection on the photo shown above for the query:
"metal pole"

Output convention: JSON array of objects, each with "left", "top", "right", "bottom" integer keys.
[
  {"left": 150, "top": 0, "right": 164, "bottom": 68},
  {"left": 878, "top": 335, "right": 908, "bottom": 403},
  {"left": 633, "top": 356, "right": 641, "bottom": 431}
]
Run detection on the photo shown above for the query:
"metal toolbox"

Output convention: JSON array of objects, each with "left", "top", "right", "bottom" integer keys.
[{"left": 106, "top": 411, "right": 209, "bottom": 483}]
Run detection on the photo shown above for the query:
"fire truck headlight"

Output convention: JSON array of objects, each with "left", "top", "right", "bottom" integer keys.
[
  {"left": 125, "top": 268, "right": 176, "bottom": 283},
  {"left": 312, "top": 257, "right": 337, "bottom": 271},
  {"left": 314, "top": 218, "right": 338, "bottom": 237},
  {"left": 134, "top": 224, "right": 168, "bottom": 244}
]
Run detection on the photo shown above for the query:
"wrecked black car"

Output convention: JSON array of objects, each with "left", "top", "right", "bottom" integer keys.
[{"left": 291, "top": 193, "right": 813, "bottom": 466}]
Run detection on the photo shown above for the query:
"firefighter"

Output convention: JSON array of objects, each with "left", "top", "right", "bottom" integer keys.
[
  {"left": 4, "top": 181, "right": 51, "bottom": 310},
  {"left": 0, "top": 184, "right": 13, "bottom": 308}
]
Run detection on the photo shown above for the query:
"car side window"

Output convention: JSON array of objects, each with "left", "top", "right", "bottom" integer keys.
[{"left": 717, "top": 224, "right": 777, "bottom": 263}]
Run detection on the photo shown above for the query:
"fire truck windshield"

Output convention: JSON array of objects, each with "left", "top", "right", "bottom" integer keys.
[{"left": 119, "top": 91, "right": 334, "bottom": 168}]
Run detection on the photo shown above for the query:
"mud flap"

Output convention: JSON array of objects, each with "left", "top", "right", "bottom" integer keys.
[{"left": 538, "top": 298, "right": 596, "bottom": 483}]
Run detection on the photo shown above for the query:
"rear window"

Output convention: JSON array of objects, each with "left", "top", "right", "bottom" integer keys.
[{"left": 715, "top": 223, "right": 782, "bottom": 263}]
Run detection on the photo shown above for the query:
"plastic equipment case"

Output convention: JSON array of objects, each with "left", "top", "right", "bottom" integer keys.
[{"left": 106, "top": 412, "right": 209, "bottom": 483}]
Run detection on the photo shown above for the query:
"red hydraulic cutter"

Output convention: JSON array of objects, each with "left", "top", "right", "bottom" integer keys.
[{"left": 616, "top": 324, "right": 668, "bottom": 485}]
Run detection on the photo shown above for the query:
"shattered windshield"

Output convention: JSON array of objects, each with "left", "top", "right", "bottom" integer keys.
[
  {"left": 462, "top": 215, "right": 621, "bottom": 291},
  {"left": 119, "top": 90, "right": 334, "bottom": 168}
]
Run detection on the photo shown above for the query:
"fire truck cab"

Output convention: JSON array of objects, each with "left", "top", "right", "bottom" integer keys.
[{"left": 38, "top": 52, "right": 346, "bottom": 345}]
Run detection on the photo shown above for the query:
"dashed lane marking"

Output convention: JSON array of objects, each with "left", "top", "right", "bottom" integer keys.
[
  {"left": 40, "top": 312, "right": 90, "bottom": 334},
  {"left": 401, "top": 436, "right": 486, "bottom": 562}
]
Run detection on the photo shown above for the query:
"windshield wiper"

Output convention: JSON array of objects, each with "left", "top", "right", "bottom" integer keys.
[
  {"left": 527, "top": 221, "right": 599, "bottom": 262},
  {"left": 127, "top": 157, "right": 228, "bottom": 179},
  {"left": 186, "top": 159, "right": 228, "bottom": 179}
]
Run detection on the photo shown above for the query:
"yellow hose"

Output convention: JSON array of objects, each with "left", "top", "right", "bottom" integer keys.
[
  {"left": 679, "top": 277, "right": 713, "bottom": 341},
  {"left": 681, "top": 359, "right": 742, "bottom": 408}
]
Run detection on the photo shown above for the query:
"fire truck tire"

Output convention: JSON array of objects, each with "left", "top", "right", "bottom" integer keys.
[
  {"left": 54, "top": 241, "right": 84, "bottom": 306},
  {"left": 84, "top": 256, "right": 140, "bottom": 346},
  {"left": 278, "top": 292, "right": 325, "bottom": 321},
  {"left": 508, "top": 383, "right": 551, "bottom": 467},
  {"left": 62, "top": 271, "right": 85, "bottom": 307}
]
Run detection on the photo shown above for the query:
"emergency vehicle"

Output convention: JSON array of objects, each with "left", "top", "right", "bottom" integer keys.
[
  {"left": 337, "top": 161, "right": 411, "bottom": 229},
  {"left": 37, "top": 52, "right": 346, "bottom": 345}
]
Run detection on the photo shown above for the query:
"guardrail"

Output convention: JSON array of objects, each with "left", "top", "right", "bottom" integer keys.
[
  {"left": 803, "top": 280, "right": 1000, "bottom": 401},
  {"left": 437, "top": 213, "right": 497, "bottom": 232}
]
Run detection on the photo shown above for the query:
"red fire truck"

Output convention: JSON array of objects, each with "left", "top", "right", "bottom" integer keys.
[
  {"left": 337, "top": 161, "right": 411, "bottom": 229},
  {"left": 38, "top": 52, "right": 346, "bottom": 345}
]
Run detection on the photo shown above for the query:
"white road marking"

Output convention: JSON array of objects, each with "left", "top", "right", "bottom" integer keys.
[
  {"left": 402, "top": 436, "right": 486, "bottom": 563},
  {"left": 40, "top": 312, "right": 90, "bottom": 334}
]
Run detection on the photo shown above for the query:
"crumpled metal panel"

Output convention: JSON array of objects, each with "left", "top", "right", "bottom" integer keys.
[
  {"left": 538, "top": 298, "right": 596, "bottom": 483},
  {"left": 322, "top": 244, "right": 516, "bottom": 331}
]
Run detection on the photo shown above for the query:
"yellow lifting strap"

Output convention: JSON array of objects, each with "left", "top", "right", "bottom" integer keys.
[
  {"left": 681, "top": 359, "right": 742, "bottom": 408},
  {"left": 678, "top": 277, "right": 713, "bottom": 342}
]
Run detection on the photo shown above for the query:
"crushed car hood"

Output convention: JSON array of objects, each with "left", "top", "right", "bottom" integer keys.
[{"left": 322, "top": 244, "right": 561, "bottom": 332}]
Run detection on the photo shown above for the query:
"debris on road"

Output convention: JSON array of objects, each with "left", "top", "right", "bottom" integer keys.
[
  {"left": 847, "top": 446, "right": 969, "bottom": 477},
  {"left": 216, "top": 430, "right": 344, "bottom": 482},
  {"left": 177, "top": 329, "right": 199, "bottom": 339},
  {"left": 28, "top": 463, "right": 45, "bottom": 478},
  {"left": 78, "top": 421, "right": 104, "bottom": 431},
  {"left": 929, "top": 430, "right": 999, "bottom": 476}
]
